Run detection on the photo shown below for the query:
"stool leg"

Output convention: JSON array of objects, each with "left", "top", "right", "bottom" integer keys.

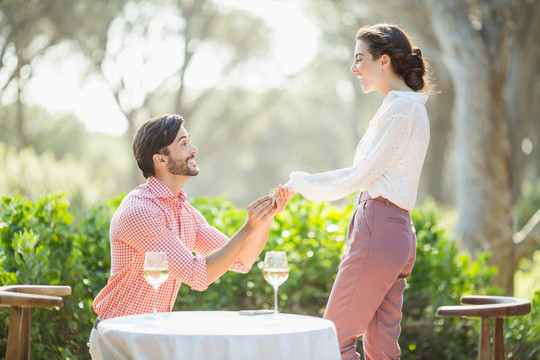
[
  {"left": 5, "top": 307, "right": 22, "bottom": 360},
  {"left": 493, "top": 318, "right": 505, "bottom": 360},
  {"left": 21, "top": 307, "right": 32, "bottom": 360},
  {"left": 478, "top": 317, "right": 491, "bottom": 360}
]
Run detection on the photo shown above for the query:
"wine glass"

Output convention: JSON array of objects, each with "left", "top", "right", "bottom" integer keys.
[
  {"left": 143, "top": 251, "right": 169, "bottom": 319},
  {"left": 263, "top": 251, "right": 289, "bottom": 318}
]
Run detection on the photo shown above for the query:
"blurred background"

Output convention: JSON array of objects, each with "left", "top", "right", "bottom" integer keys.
[
  {"left": 2, "top": 1, "right": 540, "bottom": 358},
  {"left": 1, "top": 0, "right": 539, "bottom": 296}
]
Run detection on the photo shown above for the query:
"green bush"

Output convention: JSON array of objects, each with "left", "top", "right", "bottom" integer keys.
[
  {"left": 185, "top": 197, "right": 498, "bottom": 359},
  {"left": 175, "top": 195, "right": 354, "bottom": 316},
  {"left": 399, "top": 208, "right": 499, "bottom": 359},
  {"left": 0, "top": 194, "right": 118, "bottom": 359},
  {"left": 1, "top": 193, "right": 538, "bottom": 359},
  {"left": 503, "top": 289, "right": 540, "bottom": 360}
]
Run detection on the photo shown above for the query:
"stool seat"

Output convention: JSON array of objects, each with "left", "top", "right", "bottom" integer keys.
[
  {"left": 436, "top": 295, "right": 531, "bottom": 360},
  {"left": 0, "top": 285, "right": 72, "bottom": 360}
]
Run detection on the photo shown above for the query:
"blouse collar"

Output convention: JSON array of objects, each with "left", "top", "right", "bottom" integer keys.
[{"left": 386, "top": 90, "right": 428, "bottom": 104}]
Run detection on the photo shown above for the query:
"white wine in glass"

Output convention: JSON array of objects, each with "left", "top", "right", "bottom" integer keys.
[
  {"left": 143, "top": 251, "right": 169, "bottom": 319},
  {"left": 263, "top": 251, "right": 289, "bottom": 318}
]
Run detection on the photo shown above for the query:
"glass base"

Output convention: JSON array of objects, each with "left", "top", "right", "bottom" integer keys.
[
  {"left": 146, "top": 312, "right": 163, "bottom": 320},
  {"left": 264, "top": 312, "right": 287, "bottom": 320}
]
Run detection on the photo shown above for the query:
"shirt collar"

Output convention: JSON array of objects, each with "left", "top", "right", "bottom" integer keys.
[
  {"left": 147, "top": 176, "right": 187, "bottom": 203},
  {"left": 386, "top": 90, "right": 428, "bottom": 104}
]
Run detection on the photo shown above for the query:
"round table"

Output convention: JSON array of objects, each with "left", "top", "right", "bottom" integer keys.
[{"left": 96, "top": 311, "right": 341, "bottom": 360}]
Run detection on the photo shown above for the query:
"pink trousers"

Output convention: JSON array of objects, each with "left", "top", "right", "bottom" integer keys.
[{"left": 324, "top": 192, "right": 416, "bottom": 360}]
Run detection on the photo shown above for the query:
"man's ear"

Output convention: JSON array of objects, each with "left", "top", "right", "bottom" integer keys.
[{"left": 153, "top": 153, "right": 166, "bottom": 168}]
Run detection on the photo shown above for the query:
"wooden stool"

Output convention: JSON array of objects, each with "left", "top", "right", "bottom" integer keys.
[
  {"left": 0, "top": 285, "right": 72, "bottom": 360},
  {"left": 436, "top": 295, "right": 531, "bottom": 360}
]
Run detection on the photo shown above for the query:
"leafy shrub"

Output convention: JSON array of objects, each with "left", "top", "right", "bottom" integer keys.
[
  {"left": 0, "top": 194, "right": 117, "bottom": 359},
  {"left": 184, "top": 197, "right": 501, "bottom": 359},
  {"left": 504, "top": 290, "right": 540, "bottom": 360},
  {"left": 175, "top": 195, "right": 354, "bottom": 316},
  {"left": 0, "top": 193, "right": 538, "bottom": 359},
  {"left": 0, "top": 142, "right": 130, "bottom": 213},
  {"left": 399, "top": 208, "right": 499, "bottom": 359}
]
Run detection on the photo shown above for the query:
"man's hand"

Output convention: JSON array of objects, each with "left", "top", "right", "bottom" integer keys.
[
  {"left": 245, "top": 195, "right": 277, "bottom": 229},
  {"left": 207, "top": 190, "right": 291, "bottom": 282}
]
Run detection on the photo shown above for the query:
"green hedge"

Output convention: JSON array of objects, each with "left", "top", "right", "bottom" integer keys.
[
  {"left": 0, "top": 194, "right": 118, "bottom": 358},
  {"left": 0, "top": 193, "right": 538, "bottom": 359}
]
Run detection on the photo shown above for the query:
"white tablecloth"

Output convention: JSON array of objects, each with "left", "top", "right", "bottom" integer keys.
[{"left": 96, "top": 311, "right": 341, "bottom": 360}]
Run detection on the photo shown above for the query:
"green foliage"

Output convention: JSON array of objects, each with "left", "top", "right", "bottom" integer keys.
[
  {"left": 175, "top": 195, "right": 354, "bottom": 316},
  {"left": 0, "top": 194, "right": 118, "bottom": 359},
  {"left": 0, "top": 193, "right": 538, "bottom": 359},
  {"left": 514, "top": 179, "right": 540, "bottom": 300},
  {"left": 0, "top": 104, "right": 133, "bottom": 214},
  {"left": 515, "top": 250, "right": 540, "bottom": 300},
  {"left": 504, "top": 290, "right": 540, "bottom": 360},
  {"left": 399, "top": 208, "right": 499, "bottom": 359},
  {"left": 0, "top": 144, "right": 97, "bottom": 211}
]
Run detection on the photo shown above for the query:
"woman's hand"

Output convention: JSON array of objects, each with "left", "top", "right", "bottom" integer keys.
[{"left": 271, "top": 185, "right": 294, "bottom": 213}]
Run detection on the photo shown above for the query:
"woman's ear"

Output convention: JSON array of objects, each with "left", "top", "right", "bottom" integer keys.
[{"left": 380, "top": 54, "right": 391, "bottom": 69}]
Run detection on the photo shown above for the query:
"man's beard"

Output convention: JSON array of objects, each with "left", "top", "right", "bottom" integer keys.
[{"left": 167, "top": 155, "right": 199, "bottom": 176}]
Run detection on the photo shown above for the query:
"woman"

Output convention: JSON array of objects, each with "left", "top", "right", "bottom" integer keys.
[{"left": 282, "top": 24, "right": 431, "bottom": 359}]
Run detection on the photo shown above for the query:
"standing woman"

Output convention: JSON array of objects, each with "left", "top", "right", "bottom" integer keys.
[{"left": 283, "top": 24, "right": 431, "bottom": 359}]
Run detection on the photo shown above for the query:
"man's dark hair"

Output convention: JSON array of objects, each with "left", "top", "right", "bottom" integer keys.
[{"left": 132, "top": 114, "right": 184, "bottom": 178}]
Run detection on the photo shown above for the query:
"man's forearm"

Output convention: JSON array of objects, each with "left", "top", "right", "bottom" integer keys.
[
  {"left": 205, "top": 223, "right": 253, "bottom": 285},
  {"left": 206, "top": 195, "right": 276, "bottom": 285},
  {"left": 236, "top": 223, "right": 271, "bottom": 270}
]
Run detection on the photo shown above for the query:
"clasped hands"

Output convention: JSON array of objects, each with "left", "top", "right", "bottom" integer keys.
[{"left": 246, "top": 185, "right": 295, "bottom": 225}]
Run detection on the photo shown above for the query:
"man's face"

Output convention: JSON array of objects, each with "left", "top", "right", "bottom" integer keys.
[{"left": 163, "top": 126, "right": 199, "bottom": 176}]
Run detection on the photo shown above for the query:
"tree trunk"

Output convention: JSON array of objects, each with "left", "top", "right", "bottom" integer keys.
[
  {"left": 505, "top": 3, "right": 540, "bottom": 203},
  {"left": 420, "top": 68, "right": 453, "bottom": 203},
  {"left": 427, "top": 1, "right": 516, "bottom": 294}
]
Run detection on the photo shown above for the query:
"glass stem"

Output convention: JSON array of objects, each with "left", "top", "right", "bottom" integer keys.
[
  {"left": 153, "top": 286, "right": 158, "bottom": 315},
  {"left": 273, "top": 285, "right": 279, "bottom": 317}
]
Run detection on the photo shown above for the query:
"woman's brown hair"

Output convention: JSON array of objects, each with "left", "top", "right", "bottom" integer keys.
[{"left": 356, "top": 24, "right": 432, "bottom": 93}]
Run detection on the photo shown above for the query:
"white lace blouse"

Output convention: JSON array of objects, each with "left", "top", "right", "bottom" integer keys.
[{"left": 285, "top": 90, "right": 430, "bottom": 211}]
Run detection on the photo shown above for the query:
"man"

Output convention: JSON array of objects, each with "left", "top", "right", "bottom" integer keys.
[{"left": 89, "top": 114, "right": 288, "bottom": 359}]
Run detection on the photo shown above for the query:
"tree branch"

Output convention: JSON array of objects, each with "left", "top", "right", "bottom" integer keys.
[
  {"left": 0, "top": 21, "right": 14, "bottom": 72},
  {"left": 513, "top": 208, "right": 540, "bottom": 260}
]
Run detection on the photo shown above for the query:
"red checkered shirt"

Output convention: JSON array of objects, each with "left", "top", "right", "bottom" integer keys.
[{"left": 93, "top": 176, "right": 248, "bottom": 319}]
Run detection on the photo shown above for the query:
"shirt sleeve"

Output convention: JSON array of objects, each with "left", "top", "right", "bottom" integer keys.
[
  {"left": 118, "top": 202, "right": 210, "bottom": 291},
  {"left": 191, "top": 207, "right": 249, "bottom": 274},
  {"left": 286, "top": 112, "right": 413, "bottom": 201}
]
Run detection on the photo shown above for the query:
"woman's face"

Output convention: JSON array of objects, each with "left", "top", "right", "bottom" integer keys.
[{"left": 350, "top": 40, "right": 384, "bottom": 94}]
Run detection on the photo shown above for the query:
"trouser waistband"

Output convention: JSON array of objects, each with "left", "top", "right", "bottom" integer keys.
[{"left": 358, "top": 192, "right": 407, "bottom": 212}]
